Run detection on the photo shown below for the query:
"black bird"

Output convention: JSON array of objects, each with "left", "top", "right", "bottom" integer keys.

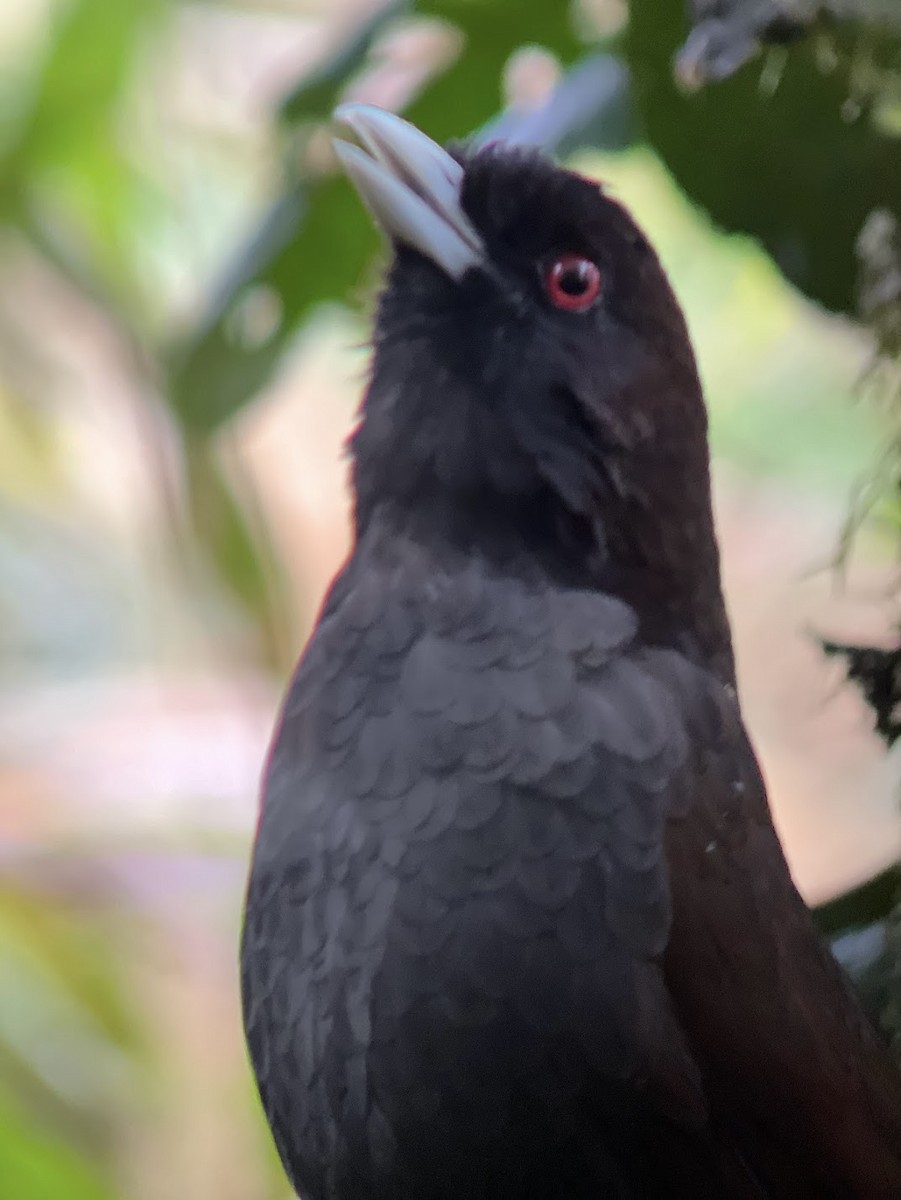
[{"left": 241, "top": 105, "right": 901, "bottom": 1199}]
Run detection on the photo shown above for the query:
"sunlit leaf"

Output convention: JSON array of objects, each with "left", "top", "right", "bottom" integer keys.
[
  {"left": 0, "top": 1096, "right": 115, "bottom": 1200},
  {"left": 0, "top": 885, "right": 141, "bottom": 1058},
  {"left": 168, "top": 177, "right": 379, "bottom": 432},
  {"left": 4, "top": 0, "right": 164, "bottom": 172},
  {"left": 169, "top": 0, "right": 595, "bottom": 427},
  {"left": 0, "top": 884, "right": 139, "bottom": 1197},
  {"left": 2, "top": 0, "right": 169, "bottom": 321}
]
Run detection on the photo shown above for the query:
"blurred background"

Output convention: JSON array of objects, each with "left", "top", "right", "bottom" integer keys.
[{"left": 1, "top": 1, "right": 900, "bottom": 1197}]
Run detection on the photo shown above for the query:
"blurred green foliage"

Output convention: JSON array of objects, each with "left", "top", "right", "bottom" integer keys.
[
  {"left": 170, "top": 0, "right": 586, "bottom": 432},
  {"left": 628, "top": 2, "right": 901, "bottom": 313},
  {"left": 3, "top": 0, "right": 167, "bottom": 318},
  {"left": 0, "top": 881, "right": 140, "bottom": 1200},
  {"left": 1, "top": 1, "right": 900, "bottom": 1195},
  {"left": 6, "top": 0, "right": 900, "bottom": 636}
]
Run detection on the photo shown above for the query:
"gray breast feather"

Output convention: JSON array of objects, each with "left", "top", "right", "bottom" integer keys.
[{"left": 242, "top": 561, "right": 714, "bottom": 1195}]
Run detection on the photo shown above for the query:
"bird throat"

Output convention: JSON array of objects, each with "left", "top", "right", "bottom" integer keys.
[{"left": 351, "top": 378, "right": 732, "bottom": 678}]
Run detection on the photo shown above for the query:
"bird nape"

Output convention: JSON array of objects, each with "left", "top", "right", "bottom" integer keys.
[{"left": 240, "top": 105, "right": 901, "bottom": 1200}]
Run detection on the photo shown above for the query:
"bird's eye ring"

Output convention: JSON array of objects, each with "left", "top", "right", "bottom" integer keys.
[{"left": 545, "top": 254, "right": 601, "bottom": 312}]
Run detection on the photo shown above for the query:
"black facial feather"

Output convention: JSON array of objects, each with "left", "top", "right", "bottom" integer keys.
[
  {"left": 243, "top": 119, "right": 901, "bottom": 1200},
  {"left": 351, "top": 142, "right": 727, "bottom": 672}
]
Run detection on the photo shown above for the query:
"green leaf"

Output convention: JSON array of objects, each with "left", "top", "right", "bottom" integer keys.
[
  {"left": 169, "top": 0, "right": 587, "bottom": 427},
  {"left": 816, "top": 869, "right": 900, "bottom": 1042},
  {"left": 829, "top": 920, "right": 898, "bottom": 1039},
  {"left": 0, "top": 884, "right": 141, "bottom": 1184},
  {"left": 625, "top": 3, "right": 901, "bottom": 313},
  {"left": 4, "top": 0, "right": 164, "bottom": 173},
  {"left": 0, "top": 886, "right": 140, "bottom": 1056},
  {"left": 280, "top": 1, "right": 408, "bottom": 123},
  {"left": 168, "top": 178, "right": 379, "bottom": 433},
  {"left": 0, "top": 1096, "right": 115, "bottom": 1200},
  {"left": 408, "top": 0, "right": 583, "bottom": 140},
  {"left": 815, "top": 864, "right": 901, "bottom": 935},
  {"left": 481, "top": 54, "right": 633, "bottom": 156},
  {"left": 2, "top": 0, "right": 169, "bottom": 324}
]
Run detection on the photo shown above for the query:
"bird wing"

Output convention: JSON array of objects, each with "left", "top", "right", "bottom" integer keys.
[
  {"left": 244, "top": 552, "right": 763, "bottom": 1196},
  {"left": 664, "top": 691, "right": 901, "bottom": 1197}
]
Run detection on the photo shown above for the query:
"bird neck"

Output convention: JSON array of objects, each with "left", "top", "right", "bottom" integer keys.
[
  {"left": 599, "top": 469, "right": 735, "bottom": 682},
  {"left": 361, "top": 481, "right": 602, "bottom": 584},
  {"left": 352, "top": 446, "right": 734, "bottom": 684}
]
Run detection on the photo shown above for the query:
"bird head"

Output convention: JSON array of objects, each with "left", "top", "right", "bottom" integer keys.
[{"left": 334, "top": 105, "right": 729, "bottom": 668}]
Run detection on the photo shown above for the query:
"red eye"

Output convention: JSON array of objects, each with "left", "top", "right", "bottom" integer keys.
[{"left": 545, "top": 254, "right": 601, "bottom": 312}]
